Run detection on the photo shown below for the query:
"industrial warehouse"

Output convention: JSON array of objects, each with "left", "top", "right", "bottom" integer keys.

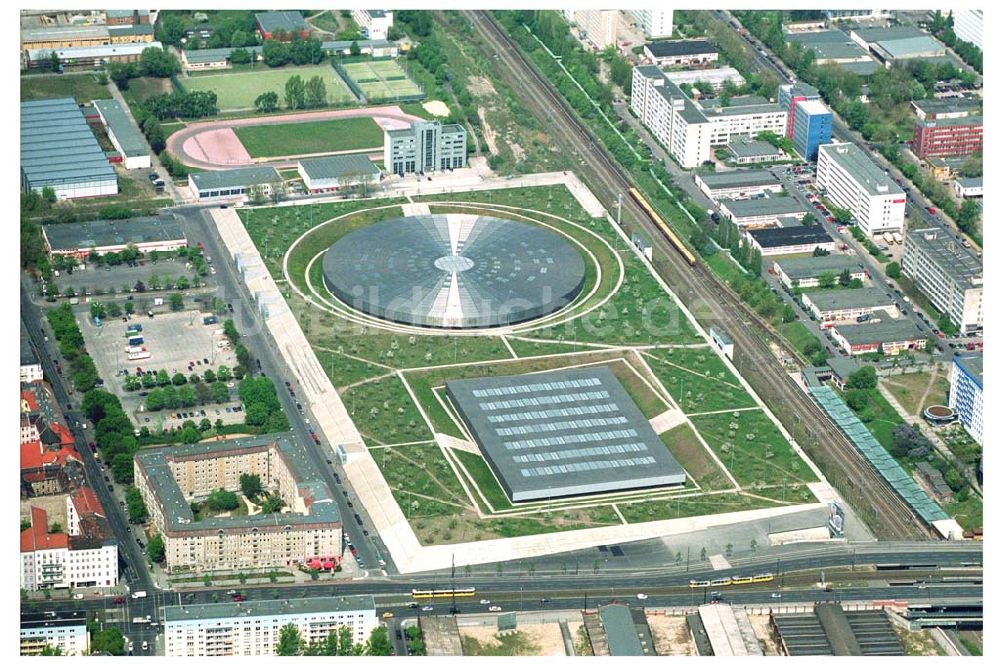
[
  {"left": 446, "top": 367, "right": 686, "bottom": 502},
  {"left": 41, "top": 215, "right": 187, "bottom": 258},
  {"left": 20, "top": 98, "right": 118, "bottom": 199}
]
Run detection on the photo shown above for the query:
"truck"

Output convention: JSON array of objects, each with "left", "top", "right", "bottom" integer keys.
[
  {"left": 132, "top": 591, "right": 147, "bottom": 599},
  {"left": 892, "top": 232, "right": 903, "bottom": 244},
  {"left": 153, "top": 297, "right": 164, "bottom": 306},
  {"left": 126, "top": 349, "right": 151, "bottom": 361},
  {"left": 126, "top": 323, "right": 143, "bottom": 332},
  {"left": 132, "top": 616, "right": 151, "bottom": 624},
  {"left": 882, "top": 233, "right": 895, "bottom": 246}
]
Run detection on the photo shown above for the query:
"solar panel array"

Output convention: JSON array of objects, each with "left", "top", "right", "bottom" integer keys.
[
  {"left": 447, "top": 366, "right": 686, "bottom": 502},
  {"left": 809, "top": 385, "right": 949, "bottom": 523}
]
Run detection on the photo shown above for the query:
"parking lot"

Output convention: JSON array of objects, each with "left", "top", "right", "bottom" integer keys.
[
  {"left": 78, "top": 307, "right": 245, "bottom": 429},
  {"left": 53, "top": 258, "right": 196, "bottom": 296}
]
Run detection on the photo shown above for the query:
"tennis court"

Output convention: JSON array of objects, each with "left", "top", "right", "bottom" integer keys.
[
  {"left": 180, "top": 64, "right": 355, "bottom": 111},
  {"left": 341, "top": 60, "right": 423, "bottom": 101}
]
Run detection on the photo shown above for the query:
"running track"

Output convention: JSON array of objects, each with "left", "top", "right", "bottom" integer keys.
[{"left": 166, "top": 105, "right": 423, "bottom": 171}]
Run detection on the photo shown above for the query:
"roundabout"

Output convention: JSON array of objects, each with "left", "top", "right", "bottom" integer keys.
[{"left": 320, "top": 214, "right": 587, "bottom": 329}]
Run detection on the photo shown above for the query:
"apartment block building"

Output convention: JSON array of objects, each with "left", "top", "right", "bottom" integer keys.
[
  {"left": 632, "top": 67, "right": 786, "bottom": 168},
  {"left": 20, "top": 502, "right": 118, "bottom": 591},
  {"left": 912, "top": 116, "right": 983, "bottom": 159},
  {"left": 816, "top": 143, "right": 905, "bottom": 236},
  {"left": 952, "top": 9, "right": 983, "bottom": 49},
  {"left": 627, "top": 9, "right": 674, "bottom": 39},
  {"left": 949, "top": 353, "right": 983, "bottom": 446},
  {"left": 901, "top": 227, "right": 983, "bottom": 335},
  {"left": 163, "top": 596, "right": 377, "bottom": 656},
  {"left": 20, "top": 613, "right": 89, "bottom": 656},
  {"left": 385, "top": 121, "right": 467, "bottom": 176},
  {"left": 133, "top": 435, "right": 342, "bottom": 573},
  {"left": 574, "top": 10, "right": 620, "bottom": 50}
]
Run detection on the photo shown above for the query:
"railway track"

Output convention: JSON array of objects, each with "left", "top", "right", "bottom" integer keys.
[{"left": 463, "top": 10, "right": 931, "bottom": 540}]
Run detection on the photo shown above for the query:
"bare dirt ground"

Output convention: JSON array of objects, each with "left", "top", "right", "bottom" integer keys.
[
  {"left": 467, "top": 76, "right": 497, "bottom": 97},
  {"left": 645, "top": 614, "right": 695, "bottom": 655},
  {"left": 748, "top": 614, "right": 780, "bottom": 655},
  {"left": 21, "top": 493, "right": 69, "bottom": 531},
  {"left": 478, "top": 107, "right": 499, "bottom": 155},
  {"left": 422, "top": 100, "right": 450, "bottom": 117},
  {"left": 460, "top": 622, "right": 575, "bottom": 656}
]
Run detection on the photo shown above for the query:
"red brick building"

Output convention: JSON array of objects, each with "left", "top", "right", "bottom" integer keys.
[{"left": 912, "top": 116, "right": 983, "bottom": 159}]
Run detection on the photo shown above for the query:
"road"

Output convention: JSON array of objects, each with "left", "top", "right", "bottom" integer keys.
[
  {"left": 169, "top": 205, "right": 391, "bottom": 574},
  {"left": 463, "top": 10, "right": 930, "bottom": 541}
]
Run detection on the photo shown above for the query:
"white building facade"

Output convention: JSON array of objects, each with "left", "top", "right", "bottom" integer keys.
[
  {"left": 631, "top": 65, "right": 711, "bottom": 168},
  {"left": 627, "top": 9, "right": 673, "bottom": 39},
  {"left": 163, "top": 597, "right": 377, "bottom": 656},
  {"left": 574, "top": 10, "right": 620, "bottom": 50},
  {"left": 20, "top": 616, "right": 89, "bottom": 656},
  {"left": 901, "top": 227, "right": 983, "bottom": 335},
  {"left": 816, "top": 143, "right": 906, "bottom": 236},
  {"left": 952, "top": 9, "right": 983, "bottom": 50},
  {"left": 351, "top": 9, "right": 393, "bottom": 41},
  {"left": 949, "top": 354, "right": 983, "bottom": 445}
]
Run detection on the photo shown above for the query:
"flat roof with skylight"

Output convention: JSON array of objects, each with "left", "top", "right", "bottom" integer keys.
[{"left": 446, "top": 366, "right": 686, "bottom": 502}]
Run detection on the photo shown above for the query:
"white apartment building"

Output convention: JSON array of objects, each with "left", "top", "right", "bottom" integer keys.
[
  {"left": 163, "top": 596, "right": 377, "bottom": 656},
  {"left": 574, "top": 10, "right": 620, "bottom": 50},
  {"left": 952, "top": 9, "right": 983, "bottom": 50},
  {"left": 21, "top": 614, "right": 89, "bottom": 656},
  {"left": 816, "top": 143, "right": 905, "bottom": 236},
  {"left": 351, "top": 9, "right": 393, "bottom": 41},
  {"left": 627, "top": 9, "right": 673, "bottom": 39},
  {"left": 20, "top": 331, "right": 43, "bottom": 383},
  {"left": 902, "top": 227, "right": 983, "bottom": 335},
  {"left": 632, "top": 66, "right": 786, "bottom": 168},
  {"left": 20, "top": 505, "right": 119, "bottom": 591},
  {"left": 949, "top": 353, "right": 983, "bottom": 446}
]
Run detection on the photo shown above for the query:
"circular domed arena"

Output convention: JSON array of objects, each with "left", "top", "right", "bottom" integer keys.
[{"left": 321, "top": 214, "right": 587, "bottom": 329}]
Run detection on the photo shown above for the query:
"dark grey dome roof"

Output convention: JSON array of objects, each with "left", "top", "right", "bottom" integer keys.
[{"left": 321, "top": 214, "right": 586, "bottom": 329}]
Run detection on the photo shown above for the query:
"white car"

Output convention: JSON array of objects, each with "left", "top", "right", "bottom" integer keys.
[
  {"left": 489, "top": 606, "right": 502, "bottom": 612},
  {"left": 636, "top": 593, "right": 648, "bottom": 600},
  {"left": 771, "top": 593, "right": 782, "bottom": 599},
  {"left": 141, "top": 641, "right": 148, "bottom": 651},
  {"left": 479, "top": 599, "right": 490, "bottom": 605},
  {"left": 72, "top": 593, "right": 84, "bottom": 600},
  {"left": 421, "top": 606, "right": 434, "bottom": 612},
  {"left": 127, "top": 641, "right": 134, "bottom": 653}
]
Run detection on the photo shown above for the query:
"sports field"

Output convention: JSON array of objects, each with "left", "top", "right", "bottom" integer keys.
[
  {"left": 233, "top": 116, "right": 384, "bottom": 158},
  {"left": 180, "top": 65, "right": 354, "bottom": 111},
  {"left": 342, "top": 60, "right": 423, "bottom": 100}
]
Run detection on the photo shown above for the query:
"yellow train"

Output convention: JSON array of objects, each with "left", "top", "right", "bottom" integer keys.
[
  {"left": 688, "top": 573, "right": 774, "bottom": 588},
  {"left": 628, "top": 187, "right": 698, "bottom": 267},
  {"left": 411, "top": 588, "right": 477, "bottom": 599}
]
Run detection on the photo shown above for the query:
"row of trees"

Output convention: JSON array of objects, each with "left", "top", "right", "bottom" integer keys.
[
  {"left": 927, "top": 10, "right": 983, "bottom": 73},
  {"left": 143, "top": 90, "right": 219, "bottom": 120},
  {"left": 277, "top": 624, "right": 393, "bottom": 656},
  {"left": 46, "top": 303, "right": 100, "bottom": 391},
  {"left": 261, "top": 36, "right": 327, "bottom": 67},
  {"left": 81, "top": 389, "right": 139, "bottom": 483},
  {"left": 107, "top": 47, "right": 181, "bottom": 89}
]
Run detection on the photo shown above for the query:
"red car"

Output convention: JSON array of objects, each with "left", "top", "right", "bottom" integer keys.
[
  {"left": 113, "top": 596, "right": 125, "bottom": 605},
  {"left": 927, "top": 207, "right": 936, "bottom": 214},
  {"left": 827, "top": 216, "right": 835, "bottom": 223},
  {"left": 232, "top": 594, "right": 244, "bottom": 602},
  {"left": 196, "top": 242, "right": 205, "bottom": 251}
]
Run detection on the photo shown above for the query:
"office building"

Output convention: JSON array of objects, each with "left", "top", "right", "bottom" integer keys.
[
  {"left": 351, "top": 9, "right": 393, "bottom": 41},
  {"left": 718, "top": 196, "right": 808, "bottom": 229},
  {"left": 20, "top": 500, "right": 118, "bottom": 591},
  {"left": 725, "top": 136, "right": 785, "bottom": 165},
  {"left": 910, "top": 98, "right": 980, "bottom": 121},
  {"left": 949, "top": 353, "right": 983, "bottom": 445},
  {"left": 816, "top": 143, "right": 905, "bottom": 236},
  {"left": 384, "top": 121, "right": 467, "bottom": 176},
  {"left": 829, "top": 313, "right": 927, "bottom": 355},
  {"left": 133, "top": 435, "right": 342, "bottom": 573},
  {"left": 953, "top": 9, "right": 983, "bottom": 49},
  {"left": 912, "top": 116, "right": 983, "bottom": 159},
  {"left": 901, "top": 227, "right": 982, "bottom": 334},
  {"left": 745, "top": 226, "right": 835, "bottom": 256},
  {"left": 163, "top": 596, "right": 377, "bottom": 656},
  {"left": 772, "top": 255, "right": 866, "bottom": 289},
  {"left": 574, "top": 10, "right": 620, "bottom": 50},
  {"left": 21, "top": 98, "right": 118, "bottom": 200},
  {"left": 778, "top": 82, "right": 821, "bottom": 139},
  {"left": 801, "top": 287, "right": 898, "bottom": 325},
  {"left": 700, "top": 97, "right": 788, "bottom": 146},
  {"left": 189, "top": 166, "right": 281, "bottom": 202},
  {"left": 298, "top": 154, "right": 381, "bottom": 193},
  {"left": 627, "top": 9, "right": 673, "bottom": 39},
  {"left": 954, "top": 177, "right": 982, "bottom": 199},
  {"left": 695, "top": 169, "right": 782, "bottom": 200},
  {"left": 792, "top": 99, "right": 833, "bottom": 161},
  {"left": 20, "top": 612, "right": 89, "bottom": 656},
  {"left": 643, "top": 39, "right": 718, "bottom": 66}
]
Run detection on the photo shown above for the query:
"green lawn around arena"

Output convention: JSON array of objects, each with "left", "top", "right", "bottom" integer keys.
[
  {"left": 233, "top": 116, "right": 385, "bottom": 158},
  {"left": 180, "top": 64, "right": 353, "bottom": 111}
]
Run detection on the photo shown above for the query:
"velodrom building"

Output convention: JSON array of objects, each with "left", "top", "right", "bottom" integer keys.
[{"left": 134, "top": 435, "right": 341, "bottom": 573}]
